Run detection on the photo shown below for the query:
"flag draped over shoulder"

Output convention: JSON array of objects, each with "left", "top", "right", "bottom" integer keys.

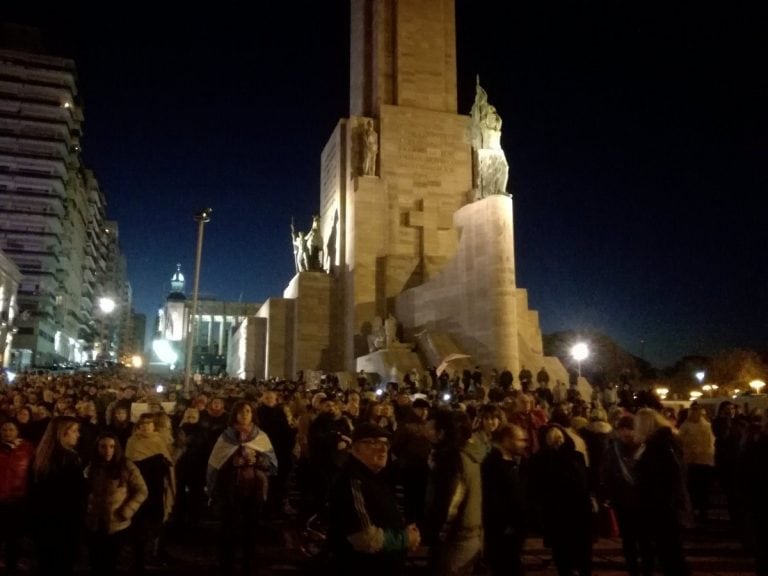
[{"left": 206, "top": 426, "right": 277, "bottom": 494}]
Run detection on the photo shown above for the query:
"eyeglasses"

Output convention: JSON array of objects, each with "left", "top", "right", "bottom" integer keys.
[{"left": 357, "top": 439, "right": 390, "bottom": 449}]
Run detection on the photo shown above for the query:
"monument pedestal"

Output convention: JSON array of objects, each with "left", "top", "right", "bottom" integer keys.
[{"left": 356, "top": 347, "right": 422, "bottom": 386}]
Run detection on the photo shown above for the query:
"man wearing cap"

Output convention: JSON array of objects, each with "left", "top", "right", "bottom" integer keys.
[{"left": 329, "top": 422, "right": 421, "bottom": 575}]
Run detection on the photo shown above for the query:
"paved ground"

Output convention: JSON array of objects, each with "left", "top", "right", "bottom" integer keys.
[
  {"left": 1, "top": 497, "right": 755, "bottom": 575},
  {"left": 0, "top": 517, "right": 754, "bottom": 575}
]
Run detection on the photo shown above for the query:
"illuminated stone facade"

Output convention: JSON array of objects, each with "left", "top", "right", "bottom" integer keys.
[{"left": 251, "top": 0, "right": 569, "bottom": 385}]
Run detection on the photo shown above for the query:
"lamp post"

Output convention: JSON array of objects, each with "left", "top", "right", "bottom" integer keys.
[
  {"left": 570, "top": 342, "right": 589, "bottom": 380},
  {"left": 695, "top": 371, "right": 705, "bottom": 385},
  {"left": 184, "top": 208, "right": 212, "bottom": 394}
]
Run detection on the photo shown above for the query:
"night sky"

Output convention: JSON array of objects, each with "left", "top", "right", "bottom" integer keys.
[{"left": 2, "top": 2, "right": 766, "bottom": 368}]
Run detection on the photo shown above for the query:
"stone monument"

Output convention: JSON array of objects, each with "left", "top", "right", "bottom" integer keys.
[{"left": 245, "top": 0, "right": 571, "bottom": 388}]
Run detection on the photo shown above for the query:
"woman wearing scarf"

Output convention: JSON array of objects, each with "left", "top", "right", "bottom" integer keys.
[
  {"left": 125, "top": 412, "right": 176, "bottom": 573},
  {"left": 207, "top": 399, "right": 277, "bottom": 576}
]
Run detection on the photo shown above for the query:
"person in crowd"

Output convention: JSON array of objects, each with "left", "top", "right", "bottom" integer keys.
[
  {"left": 85, "top": 432, "right": 148, "bottom": 576},
  {"left": 634, "top": 408, "right": 691, "bottom": 576},
  {"left": 470, "top": 403, "right": 505, "bottom": 461},
  {"left": 481, "top": 423, "right": 529, "bottom": 576},
  {"left": 677, "top": 403, "right": 715, "bottom": 524},
  {"left": 738, "top": 411, "right": 768, "bottom": 575},
  {"left": 207, "top": 399, "right": 277, "bottom": 576},
  {"left": 76, "top": 399, "right": 99, "bottom": 466},
  {"left": 391, "top": 397, "right": 433, "bottom": 528},
  {"left": 424, "top": 409, "right": 483, "bottom": 576},
  {"left": 126, "top": 412, "right": 176, "bottom": 573},
  {"left": 200, "top": 396, "right": 229, "bottom": 456},
  {"left": 257, "top": 389, "right": 297, "bottom": 516},
  {"left": 329, "top": 422, "right": 420, "bottom": 576},
  {"left": 12, "top": 405, "right": 34, "bottom": 443},
  {"left": 601, "top": 414, "right": 649, "bottom": 576},
  {"left": 550, "top": 406, "right": 590, "bottom": 467},
  {"left": 0, "top": 419, "right": 36, "bottom": 573},
  {"left": 711, "top": 400, "right": 744, "bottom": 531},
  {"left": 529, "top": 423, "right": 593, "bottom": 576},
  {"left": 105, "top": 402, "right": 134, "bottom": 450},
  {"left": 308, "top": 396, "right": 353, "bottom": 519},
  {"left": 171, "top": 407, "right": 208, "bottom": 532},
  {"left": 30, "top": 415, "right": 85, "bottom": 576},
  {"left": 581, "top": 406, "right": 613, "bottom": 493},
  {"left": 295, "top": 391, "right": 325, "bottom": 519},
  {"left": 507, "top": 393, "right": 546, "bottom": 455}
]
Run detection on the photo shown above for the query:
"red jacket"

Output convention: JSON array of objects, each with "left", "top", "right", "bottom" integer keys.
[{"left": 0, "top": 439, "right": 35, "bottom": 502}]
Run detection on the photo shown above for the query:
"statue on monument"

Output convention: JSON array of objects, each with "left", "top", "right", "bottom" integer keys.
[
  {"left": 291, "top": 219, "right": 309, "bottom": 273},
  {"left": 361, "top": 119, "right": 378, "bottom": 176},
  {"left": 384, "top": 313, "right": 399, "bottom": 347},
  {"left": 367, "top": 316, "right": 386, "bottom": 352},
  {"left": 470, "top": 76, "right": 503, "bottom": 151},
  {"left": 291, "top": 216, "right": 325, "bottom": 272},
  {"left": 470, "top": 76, "right": 509, "bottom": 199},
  {"left": 305, "top": 215, "right": 324, "bottom": 271}
]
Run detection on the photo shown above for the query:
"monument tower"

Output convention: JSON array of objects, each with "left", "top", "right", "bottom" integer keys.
[{"left": 249, "top": 0, "right": 569, "bottom": 386}]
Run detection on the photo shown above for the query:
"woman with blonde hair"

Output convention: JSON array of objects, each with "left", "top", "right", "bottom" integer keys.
[
  {"left": 30, "top": 415, "right": 85, "bottom": 576},
  {"left": 634, "top": 408, "right": 691, "bottom": 575}
]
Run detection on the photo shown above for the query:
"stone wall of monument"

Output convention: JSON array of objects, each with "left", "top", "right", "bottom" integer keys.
[
  {"left": 283, "top": 271, "right": 340, "bottom": 374},
  {"left": 349, "top": 0, "right": 457, "bottom": 117},
  {"left": 227, "top": 317, "right": 266, "bottom": 380},
  {"left": 342, "top": 104, "right": 471, "bottom": 365},
  {"left": 319, "top": 120, "right": 347, "bottom": 273},
  {"left": 393, "top": 0, "right": 457, "bottom": 112},
  {"left": 395, "top": 195, "right": 520, "bottom": 373},
  {"left": 256, "top": 298, "right": 294, "bottom": 380}
]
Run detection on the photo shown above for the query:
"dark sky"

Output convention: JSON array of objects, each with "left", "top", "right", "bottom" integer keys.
[{"left": 3, "top": 2, "right": 766, "bottom": 368}]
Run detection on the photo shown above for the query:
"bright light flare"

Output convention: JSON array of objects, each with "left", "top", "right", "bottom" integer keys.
[
  {"left": 570, "top": 342, "right": 589, "bottom": 362},
  {"left": 152, "top": 339, "right": 178, "bottom": 365},
  {"left": 99, "top": 297, "right": 116, "bottom": 314}
]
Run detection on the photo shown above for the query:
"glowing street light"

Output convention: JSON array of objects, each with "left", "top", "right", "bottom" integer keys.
[
  {"left": 184, "top": 208, "right": 212, "bottom": 393},
  {"left": 749, "top": 379, "right": 766, "bottom": 394},
  {"left": 570, "top": 342, "right": 589, "bottom": 379},
  {"left": 655, "top": 387, "right": 669, "bottom": 400},
  {"left": 695, "top": 371, "right": 705, "bottom": 384},
  {"left": 98, "top": 297, "right": 116, "bottom": 314},
  {"left": 98, "top": 297, "right": 116, "bottom": 361},
  {"left": 690, "top": 390, "right": 703, "bottom": 400}
]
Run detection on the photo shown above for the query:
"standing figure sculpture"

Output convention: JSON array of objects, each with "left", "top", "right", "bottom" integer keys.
[
  {"left": 470, "top": 76, "right": 509, "bottom": 198},
  {"left": 291, "top": 219, "right": 309, "bottom": 273},
  {"left": 305, "top": 215, "right": 324, "bottom": 271},
  {"left": 362, "top": 119, "right": 378, "bottom": 176}
]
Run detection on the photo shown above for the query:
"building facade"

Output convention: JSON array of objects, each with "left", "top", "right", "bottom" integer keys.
[{"left": 0, "top": 28, "right": 127, "bottom": 368}]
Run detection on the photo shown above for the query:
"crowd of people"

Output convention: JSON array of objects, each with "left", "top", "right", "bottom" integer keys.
[{"left": 1, "top": 367, "right": 767, "bottom": 576}]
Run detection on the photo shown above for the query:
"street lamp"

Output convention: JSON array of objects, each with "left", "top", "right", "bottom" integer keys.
[
  {"left": 98, "top": 297, "right": 116, "bottom": 361},
  {"left": 695, "top": 371, "right": 705, "bottom": 384},
  {"left": 655, "top": 387, "right": 669, "bottom": 400},
  {"left": 749, "top": 379, "right": 766, "bottom": 394},
  {"left": 690, "top": 390, "right": 702, "bottom": 400},
  {"left": 184, "top": 208, "right": 212, "bottom": 393},
  {"left": 570, "top": 342, "right": 589, "bottom": 379}
]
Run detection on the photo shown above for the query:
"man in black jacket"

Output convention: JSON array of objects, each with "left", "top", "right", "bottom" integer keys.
[{"left": 329, "top": 423, "right": 420, "bottom": 576}]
